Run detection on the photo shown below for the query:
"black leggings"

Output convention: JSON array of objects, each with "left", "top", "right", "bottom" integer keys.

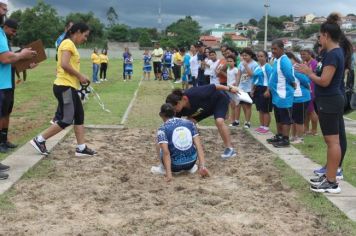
[
  {"left": 317, "top": 95, "right": 347, "bottom": 167},
  {"left": 100, "top": 63, "right": 107, "bottom": 79}
]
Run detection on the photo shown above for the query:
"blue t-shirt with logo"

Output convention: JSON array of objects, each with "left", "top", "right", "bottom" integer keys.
[
  {"left": 163, "top": 51, "right": 173, "bottom": 65},
  {"left": 0, "top": 28, "right": 12, "bottom": 90},
  {"left": 157, "top": 118, "right": 198, "bottom": 166}
]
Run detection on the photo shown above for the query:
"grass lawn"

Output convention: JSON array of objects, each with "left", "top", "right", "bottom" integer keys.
[{"left": 1, "top": 58, "right": 356, "bottom": 232}]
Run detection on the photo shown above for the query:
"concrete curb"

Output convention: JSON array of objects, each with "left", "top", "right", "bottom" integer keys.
[{"left": 0, "top": 128, "right": 72, "bottom": 195}]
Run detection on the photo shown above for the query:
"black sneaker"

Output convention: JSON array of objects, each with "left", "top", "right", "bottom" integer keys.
[
  {"left": 229, "top": 121, "right": 240, "bottom": 127},
  {"left": 267, "top": 134, "right": 282, "bottom": 144},
  {"left": 0, "top": 143, "right": 8, "bottom": 153},
  {"left": 75, "top": 145, "right": 97, "bottom": 157},
  {"left": 310, "top": 175, "right": 326, "bottom": 186},
  {"left": 310, "top": 178, "right": 341, "bottom": 194},
  {"left": 0, "top": 172, "right": 8, "bottom": 180},
  {"left": 5, "top": 141, "right": 18, "bottom": 149},
  {"left": 30, "top": 138, "right": 49, "bottom": 155},
  {"left": 244, "top": 122, "right": 251, "bottom": 129},
  {"left": 0, "top": 163, "right": 10, "bottom": 172},
  {"left": 273, "top": 139, "right": 290, "bottom": 148}
]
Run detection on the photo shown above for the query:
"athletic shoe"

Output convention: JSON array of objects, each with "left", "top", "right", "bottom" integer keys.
[
  {"left": 221, "top": 148, "right": 237, "bottom": 160},
  {"left": 0, "top": 143, "right": 8, "bottom": 153},
  {"left": 5, "top": 141, "right": 18, "bottom": 149},
  {"left": 244, "top": 122, "right": 251, "bottom": 129},
  {"left": 0, "top": 163, "right": 10, "bottom": 172},
  {"left": 310, "top": 178, "right": 341, "bottom": 194},
  {"left": 310, "top": 175, "right": 326, "bottom": 186},
  {"left": 313, "top": 166, "right": 326, "bottom": 176},
  {"left": 267, "top": 134, "right": 282, "bottom": 144},
  {"left": 30, "top": 138, "right": 49, "bottom": 155},
  {"left": 0, "top": 172, "right": 8, "bottom": 180},
  {"left": 151, "top": 164, "right": 166, "bottom": 175},
  {"left": 75, "top": 146, "right": 97, "bottom": 157},
  {"left": 188, "top": 164, "right": 198, "bottom": 174},
  {"left": 229, "top": 121, "right": 239, "bottom": 127},
  {"left": 174, "top": 80, "right": 182, "bottom": 84},
  {"left": 259, "top": 128, "right": 269, "bottom": 134},
  {"left": 290, "top": 137, "right": 304, "bottom": 144},
  {"left": 313, "top": 167, "right": 344, "bottom": 180},
  {"left": 272, "top": 139, "right": 290, "bottom": 148}
]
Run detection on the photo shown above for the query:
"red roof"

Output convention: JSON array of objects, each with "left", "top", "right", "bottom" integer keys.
[{"left": 226, "top": 33, "right": 248, "bottom": 41}]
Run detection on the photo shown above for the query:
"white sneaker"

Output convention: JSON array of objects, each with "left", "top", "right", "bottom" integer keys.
[
  {"left": 290, "top": 137, "right": 304, "bottom": 144},
  {"left": 188, "top": 164, "right": 198, "bottom": 174},
  {"left": 174, "top": 80, "right": 182, "bottom": 84},
  {"left": 151, "top": 164, "right": 166, "bottom": 175}
]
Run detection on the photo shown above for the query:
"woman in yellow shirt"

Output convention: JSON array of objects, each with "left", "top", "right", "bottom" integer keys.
[
  {"left": 99, "top": 49, "right": 109, "bottom": 81},
  {"left": 30, "top": 22, "right": 97, "bottom": 157},
  {"left": 91, "top": 48, "right": 100, "bottom": 83}
]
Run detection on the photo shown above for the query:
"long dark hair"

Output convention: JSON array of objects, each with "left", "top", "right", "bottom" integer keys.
[
  {"left": 285, "top": 52, "right": 301, "bottom": 64},
  {"left": 63, "top": 22, "right": 89, "bottom": 41},
  {"left": 166, "top": 89, "right": 184, "bottom": 106},
  {"left": 322, "top": 13, "right": 353, "bottom": 70}
]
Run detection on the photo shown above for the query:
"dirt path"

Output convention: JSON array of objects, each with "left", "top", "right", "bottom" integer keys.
[{"left": 0, "top": 128, "right": 338, "bottom": 236}]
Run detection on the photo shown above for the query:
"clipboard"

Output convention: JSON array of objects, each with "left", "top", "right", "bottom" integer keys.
[{"left": 14, "top": 39, "right": 47, "bottom": 73}]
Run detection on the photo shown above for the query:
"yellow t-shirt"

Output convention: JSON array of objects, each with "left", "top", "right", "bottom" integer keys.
[
  {"left": 173, "top": 52, "right": 183, "bottom": 65},
  {"left": 91, "top": 53, "right": 100, "bottom": 64},
  {"left": 99, "top": 54, "right": 109, "bottom": 64},
  {"left": 54, "top": 39, "right": 80, "bottom": 89}
]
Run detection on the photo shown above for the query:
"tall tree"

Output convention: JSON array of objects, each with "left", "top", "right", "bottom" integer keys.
[
  {"left": 106, "top": 6, "right": 119, "bottom": 27},
  {"left": 163, "top": 16, "right": 201, "bottom": 48},
  {"left": 12, "top": 0, "right": 61, "bottom": 47}
]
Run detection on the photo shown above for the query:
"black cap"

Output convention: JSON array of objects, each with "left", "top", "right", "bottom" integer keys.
[
  {"left": 195, "top": 40, "right": 204, "bottom": 47},
  {"left": 4, "top": 19, "right": 18, "bottom": 30}
]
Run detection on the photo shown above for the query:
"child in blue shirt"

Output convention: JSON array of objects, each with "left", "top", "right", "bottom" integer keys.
[
  {"left": 124, "top": 53, "right": 133, "bottom": 81},
  {"left": 143, "top": 50, "right": 152, "bottom": 81},
  {"left": 252, "top": 51, "right": 273, "bottom": 134},
  {"left": 151, "top": 103, "right": 209, "bottom": 182},
  {"left": 267, "top": 40, "right": 295, "bottom": 148}
]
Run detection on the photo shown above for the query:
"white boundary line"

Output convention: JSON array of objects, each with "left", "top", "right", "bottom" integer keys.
[{"left": 120, "top": 79, "right": 144, "bottom": 125}]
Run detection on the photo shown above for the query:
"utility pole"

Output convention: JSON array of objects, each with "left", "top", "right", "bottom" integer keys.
[
  {"left": 158, "top": 0, "right": 162, "bottom": 32},
  {"left": 264, "top": 0, "right": 270, "bottom": 51}
]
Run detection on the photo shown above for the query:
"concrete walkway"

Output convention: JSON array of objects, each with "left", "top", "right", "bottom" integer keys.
[
  {"left": 0, "top": 128, "right": 72, "bottom": 195},
  {"left": 248, "top": 129, "right": 356, "bottom": 221},
  {"left": 344, "top": 117, "right": 356, "bottom": 135}
]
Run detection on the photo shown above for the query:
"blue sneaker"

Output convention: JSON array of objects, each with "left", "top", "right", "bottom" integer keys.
[
  {"left": 221, "top": 148, "right": 236, "bottom": 160},
  {"left": 314, "top": 166, "right": 343, "bottom": 180},
  {"left": 313, "top": 166, "right": 326, "bottom": 176},
  {"left": 336, "top": 168, "right": 344, "bottom": 180}
]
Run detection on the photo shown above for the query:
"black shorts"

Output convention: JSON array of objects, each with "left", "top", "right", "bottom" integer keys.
[
  {"left": 273, "top": 105, "right": 293, "bottom": 125},
  {"left": 172, "top": 160, "right": 197, "bottom": 172},
  {"left": 292, "top": 101, "right": 309, "bottom": 125},
  {"left": 193, "top": 92, "right": 230, "bottom": 122},
  {"left": 53, "top": 85, "right": 84, "bottom": 128},
  {"left": 153, "top": 62, "right": 162, "bottom": 74},
  {"left": 0, "top": 89, "right": 14, "bottom": 118},
  {"left": 316, "top": 95, "right": 344, "bottom": 136},
  {"left": 254, "top": 86, "right": 272, "bottom": 112}
]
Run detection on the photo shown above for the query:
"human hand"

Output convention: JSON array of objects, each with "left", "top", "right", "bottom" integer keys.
[
  {"left": 165, "top": 174, "right": 172, "bottom": 182},
  {"left": 79, "top": 74, "right": 90, "bottom": 84},
  {"left": 294, "top": 63, "right": 313, "bottom": 76},
  {"left": 29, "top": 62, "right": 38, "bottom": 69},
  {"left": 263, "top": 90, "right": 270, "bottom": 98},
  {"left": 20, "top": 48, "right": 37, "bottom": 60},
  {"left": 198, "top": 166, "right": 210, "bottom": 178}
]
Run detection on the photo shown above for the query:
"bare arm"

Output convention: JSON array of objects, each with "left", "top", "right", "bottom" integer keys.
[
  {"left": 160, "top": 143, "right": 172, "bottom": 182},
  {"left": 61, "top": 51, "right": 89, "bottom": 84},
  {"left": 243, "top": 63, "right": 254, "bottom": 77},
  {"left": 215, "top": 84, "right": 239, "bottom": 94},
  {"left": 0, "top": 48, "right": 36, "bottom": 64},
  {"left": 193, "top": 135, "right": 210, "bottom": 177},
  {"left": 295, "top": 63, "right": 336, "bottom": 87}
]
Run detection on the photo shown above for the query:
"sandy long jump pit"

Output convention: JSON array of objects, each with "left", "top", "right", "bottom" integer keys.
[{"left": 0, "top": 128, "right": 339, "bottom": 235}]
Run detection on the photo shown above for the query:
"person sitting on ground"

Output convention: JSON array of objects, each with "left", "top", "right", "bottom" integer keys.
[{"left": 151, "top": 103, "right": 209, "bottom": 182}]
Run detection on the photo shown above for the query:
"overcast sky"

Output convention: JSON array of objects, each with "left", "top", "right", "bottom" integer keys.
[{"left": 9, "top": 0, "right": 356, "bottom": 29}]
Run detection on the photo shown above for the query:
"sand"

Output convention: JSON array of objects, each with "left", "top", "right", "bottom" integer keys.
[{"left": 0, "top": 128, "right": 338, "bottom": 236}]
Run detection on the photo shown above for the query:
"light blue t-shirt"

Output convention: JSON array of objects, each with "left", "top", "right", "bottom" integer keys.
[
  {"left": 0, "top": 28, "right": 12, "bottom": 90},
  {"left": 252, "top": 63, "right": 273, "bottom": 87},
  {"left": 293, "top": 69, "right": 311, "bottom": 103},
  {"left": 157, "top": 118, "right": 198, "bottom": 166},
  {"left": 238, "top": 60, "right": 259, "bottom": 92}
]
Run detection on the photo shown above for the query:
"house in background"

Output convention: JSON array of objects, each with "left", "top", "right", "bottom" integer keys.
[
  {"left": 224, "top": 32, "right": 249, "bottom": 48},
  {"left": 199, "top": 35, "right": 220, "bottom": 49}
]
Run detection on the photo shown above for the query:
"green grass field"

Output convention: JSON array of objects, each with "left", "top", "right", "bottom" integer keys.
[{"left": 1, "top": 58, "right": 356, "bottom": 232}]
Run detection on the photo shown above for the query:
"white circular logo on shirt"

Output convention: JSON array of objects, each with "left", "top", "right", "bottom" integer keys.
[{"left": 172, "top": 127, "right": 193, "bottom": 151}]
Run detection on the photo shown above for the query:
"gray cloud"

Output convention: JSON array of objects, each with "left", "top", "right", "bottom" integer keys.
[{"left": 9, "top": 0, "right": 356, "bottom": 29}]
